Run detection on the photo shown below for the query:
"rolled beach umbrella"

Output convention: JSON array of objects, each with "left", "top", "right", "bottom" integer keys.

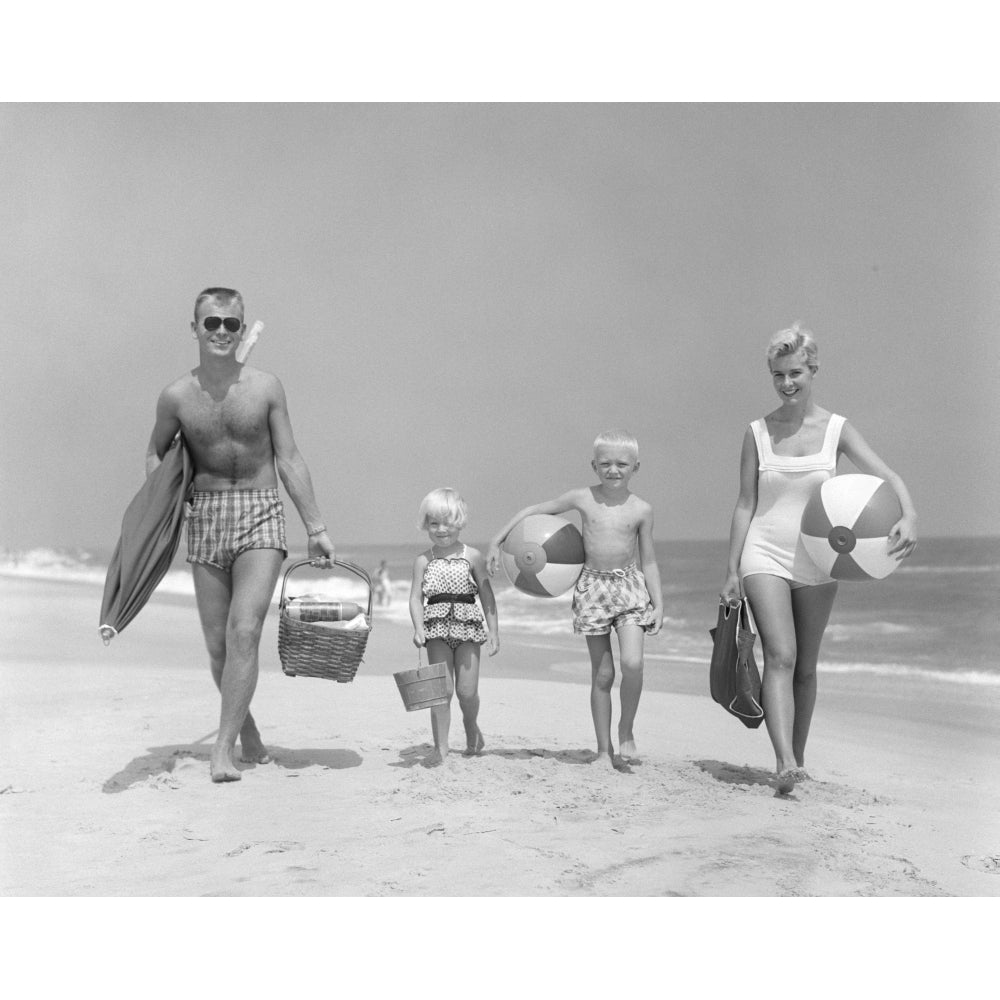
[
  {"left": 99, "top": 435, "right": 193, "bottom": 644},
  {"left": 235, "top": 320, "right": 263, "bottom": 363}
]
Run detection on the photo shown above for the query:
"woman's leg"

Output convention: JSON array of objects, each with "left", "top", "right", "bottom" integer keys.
[
  {"left": 789, "top": 582, "right": 838, "bottom": 769},
  {"left": 741, "top": 574, "right": 798, "bottom": 776},
  {"left": 453, "top": 642, "right": 484, "bottom": 755}
]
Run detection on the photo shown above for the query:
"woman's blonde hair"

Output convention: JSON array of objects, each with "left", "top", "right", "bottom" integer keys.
[
  {"left": 417, "top": 487, "right": 469, "bottom": 530},
  {"left": 766, "top": 322, "right": 818, "bottom": 371}
]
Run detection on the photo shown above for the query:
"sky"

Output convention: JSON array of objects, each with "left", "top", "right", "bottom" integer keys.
[{"left": 2, "top": 102, "right": 998, "bottom": 552}]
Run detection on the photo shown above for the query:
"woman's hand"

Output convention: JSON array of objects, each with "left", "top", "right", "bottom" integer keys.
[
  {"left": 720, "top": 572, "right": 742, "bottom": 605},
  {"left": 412, "top": 627, "right": 426, "bottom": 649}
]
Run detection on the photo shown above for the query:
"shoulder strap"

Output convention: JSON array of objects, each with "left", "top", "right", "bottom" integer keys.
[
  {"left": 749, "top": 419, "right": 769, "bottom": 462},
  {"left": 825, "top": 413, "right": 847, "bottom": 456}
]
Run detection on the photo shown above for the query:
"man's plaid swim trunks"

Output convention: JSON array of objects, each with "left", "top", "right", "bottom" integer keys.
[{"left": 186, "top": 489, "right": 287, "bottom": 571}]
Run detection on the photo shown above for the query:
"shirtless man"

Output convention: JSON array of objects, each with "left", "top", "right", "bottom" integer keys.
[
  {"left": 147, "top": 287, "right": 335, "bottom": 783},
  {"left": 487, "top": 430, "right": 663, "bottom": 771}
]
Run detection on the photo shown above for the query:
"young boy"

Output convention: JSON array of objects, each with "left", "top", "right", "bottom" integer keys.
[{"left": 487, "top": 430, "right": 663, "bottom": 771}]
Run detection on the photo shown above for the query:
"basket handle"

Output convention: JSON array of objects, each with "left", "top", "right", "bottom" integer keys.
[{"left": 279, "top": 558, "right": 374, "bottom": 619}]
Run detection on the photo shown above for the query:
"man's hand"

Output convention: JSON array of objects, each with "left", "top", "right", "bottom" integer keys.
[{"left": 308, "top": 530, "right": 335, "bottom": 568}]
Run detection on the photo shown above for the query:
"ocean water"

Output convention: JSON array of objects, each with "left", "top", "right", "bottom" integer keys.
[{"left": 2, "top": 537, "right": 997, "bottom": 687}]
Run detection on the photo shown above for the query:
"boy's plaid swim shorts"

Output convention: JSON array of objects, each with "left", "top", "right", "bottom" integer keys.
[{"left": 571, "top": 563, "right": 654, "bottom": 636}]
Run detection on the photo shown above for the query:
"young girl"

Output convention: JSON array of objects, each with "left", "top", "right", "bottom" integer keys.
[
  {"left": 409, "top": 488, "right": 499, "bottom": 765},
  {"left": 721, "top": 324, "right": 917, "bottom": 794}
]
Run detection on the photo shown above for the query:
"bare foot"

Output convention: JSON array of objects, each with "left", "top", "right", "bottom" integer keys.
[
  {"left": 239, "top": 740, "right": 272, "bottom": 765},
  {"left": 774, "top": 768, "right": 796, "bottom": 795},
  {"left": 239, "top": 716, "right": 271, "bottom": 764},
  {"left": 424, "top": 748, "right": 447, "bottom": 768},
  {"left": 619, "top": 738, "right": 639, "bottom": 763},
  {"left": 210, "top": 745, "right": 242, "bottom": 783},
  {"left": 462, "top": 728, "right": 485, "bottom": 757},
  {"left": 591, "top": 749, "right": 625, "bottom": 771}
]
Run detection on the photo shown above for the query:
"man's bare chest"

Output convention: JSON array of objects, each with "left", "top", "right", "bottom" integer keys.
[{"left": 180, "top": 388, "right": 269, "bottom": 444}]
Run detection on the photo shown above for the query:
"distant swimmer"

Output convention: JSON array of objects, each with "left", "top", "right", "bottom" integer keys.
[
  {"left": 146, "top": 287, "right": 335, "bottom": 783},
  {"left": 720, "top": 323, "right": 917, "bottom": 795},
  {"left": 373, "top": 560, "right": 392, "bottom": 606}
]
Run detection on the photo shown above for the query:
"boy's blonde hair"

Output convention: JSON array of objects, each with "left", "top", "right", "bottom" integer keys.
[
  {"left": 593, "top": 429, "right": 639, "bottom": 458},
  {"left": 417, "top": 487, "right": 469, "bottom": 530},
  {"left": 766, "top": 322, "right": 818, "bottom": 371}
]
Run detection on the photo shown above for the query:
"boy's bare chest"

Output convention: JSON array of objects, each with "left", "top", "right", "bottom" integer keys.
[{"left": 581, "top": 498, "right": 640, "bottom": 536}]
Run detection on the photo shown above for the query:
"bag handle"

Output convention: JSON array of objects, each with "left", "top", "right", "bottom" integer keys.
[
  {"left": 718, "top": 598, "right": 740, "bottom": 622},
  {"left": 717, "top": 596, "right": 755, "bottom": 642},
  {"left": 279, "top": 558, "right": 374, "bottom": 618}
]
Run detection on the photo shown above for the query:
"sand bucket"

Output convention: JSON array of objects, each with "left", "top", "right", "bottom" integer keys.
[{"left": 393, "top": 651, "right": 450, "bottom": 712}]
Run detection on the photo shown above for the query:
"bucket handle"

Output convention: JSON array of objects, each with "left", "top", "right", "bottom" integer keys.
[{"left": 279, "top": 558, "right": 374, "bottom": 619}]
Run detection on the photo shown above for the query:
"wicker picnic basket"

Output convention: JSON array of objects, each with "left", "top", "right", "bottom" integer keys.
[{"left": 277, "top": 558, "right": 373, "bottom": 681}]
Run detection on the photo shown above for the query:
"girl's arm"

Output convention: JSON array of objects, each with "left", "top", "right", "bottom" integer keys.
[
  {"left": 469, "top": 547, "right": 500, "bottom": 656},
  {"left": 721, "top": 428, "right": 759, "bottom": 603},
  {"left": 838, "top": 422, "right": 918, "bottom": 556},
  {"left": 409, "top": 554, "right": 428, "bottom": 648},
  {"left": 486, "top": 490, "right": 582, "bottom": 575},
  {"left": 636, "top": 505, "right": 662, "bottom": 635}
]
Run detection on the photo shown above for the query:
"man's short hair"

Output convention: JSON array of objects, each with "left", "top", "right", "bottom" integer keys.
[{"left": 194, "top": 287, "right": 244, "bottom": 319}]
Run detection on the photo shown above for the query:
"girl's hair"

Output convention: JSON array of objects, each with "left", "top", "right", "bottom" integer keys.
[
  {"left": 766, "top": 322, "right": 818, "bottom": 370},
  {"left": 194, "top": 286, "right": 244, "bottom": 320},
  {"left": 593, "top": 429, "right": 639, "bottom": 458},
  {"left": 417, "top": 487, "right": 469, "bottom": 530}
]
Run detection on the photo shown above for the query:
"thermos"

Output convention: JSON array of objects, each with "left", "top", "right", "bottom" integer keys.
[{"left": 285, "top": 598, "right": 364, "bottom": 622}]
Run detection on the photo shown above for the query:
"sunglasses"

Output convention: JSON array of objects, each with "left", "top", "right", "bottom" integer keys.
[{"left": 202, "top": 316, "right": 243, "bottom": 333}]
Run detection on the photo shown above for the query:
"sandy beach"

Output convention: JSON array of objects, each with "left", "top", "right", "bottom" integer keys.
[{"left": 1, "top": 575, "right": 998, "bottom": 898}]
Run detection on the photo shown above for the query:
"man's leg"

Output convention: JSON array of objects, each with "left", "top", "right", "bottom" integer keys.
[
  {"left": 191, "top": 561, "right": 233, "bottom": 692},
  {"left": 191, "top": 558, "right": 273, "bottom": 773},
  {"left": 202, "top": 549, "right": 283, "bottom": 782}
]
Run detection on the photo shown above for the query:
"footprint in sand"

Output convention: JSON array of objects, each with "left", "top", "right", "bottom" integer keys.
[
  {"left": 143, "top": 773, "right": 180, "bottom": 791},
  {"left": 961, "top": 855, "right": 1000, "bottom": 874},
  {"left": 225, "top": 841, "right": 304, "bottom": 858}
]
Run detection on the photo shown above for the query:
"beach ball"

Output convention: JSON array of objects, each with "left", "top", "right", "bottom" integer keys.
[
  {"left": 500, "top": 514, "right": 585, "bottom": 597},
  {"left": 800, "top": 475, "right": 904, "bottom": 581}
]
